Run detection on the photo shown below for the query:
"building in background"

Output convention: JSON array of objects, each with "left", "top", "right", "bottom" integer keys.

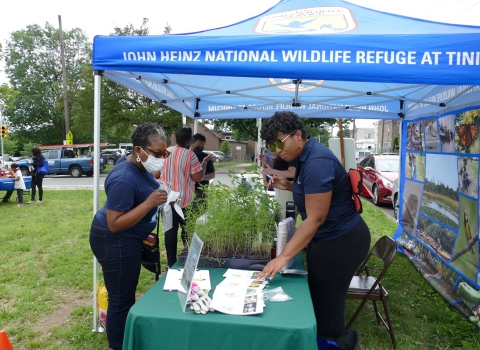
[
  {"left": 351, "top": 126, "right": 375, "bottom": 153},
  {"left": 374, "top": 120, "right": 401, "bottom": 154},
  {"left": 174, "top": 123, "right": 256, "bottom": 159}
]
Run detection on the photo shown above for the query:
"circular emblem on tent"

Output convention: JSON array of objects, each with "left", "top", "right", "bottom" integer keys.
[
  {"left": 268, "top": 78, "right": 324, "bottom": 92},
  {"left": 254, "top": 7, "right": 357, "bottom": 35}
]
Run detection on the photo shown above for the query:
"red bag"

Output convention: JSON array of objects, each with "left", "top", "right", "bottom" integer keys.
[{"left": 348, "top": 169, "right": 363, "bottom": 214}]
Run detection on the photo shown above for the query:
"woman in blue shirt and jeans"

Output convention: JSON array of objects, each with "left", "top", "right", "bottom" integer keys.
[
  {"left": 258, "top": 112, "right": 371, "bottom": 349},
  {"left": 90, "top": 123, "right": 169, "bottom": 350}
]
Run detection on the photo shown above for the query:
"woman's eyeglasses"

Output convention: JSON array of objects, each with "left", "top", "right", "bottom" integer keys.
[
  {"left": 267, "top": 132, "right": 295, "bottom": 152},
  {"left": 145, "top": 147, "right": 170, "bottom": 159}
]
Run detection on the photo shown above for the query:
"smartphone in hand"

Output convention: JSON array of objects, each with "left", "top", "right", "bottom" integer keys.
[{"left": 264, "top": 149, "right": 273, "bottom": 163}]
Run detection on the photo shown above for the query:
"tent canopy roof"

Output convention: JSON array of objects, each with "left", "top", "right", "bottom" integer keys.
[{"left": 92, "top": 0, "right": 480, "bottom": 120}]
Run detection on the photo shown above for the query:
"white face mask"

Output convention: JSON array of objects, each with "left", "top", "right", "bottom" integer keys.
[{"left": 140, "top": 148, "right": 165, "bottom": 173}]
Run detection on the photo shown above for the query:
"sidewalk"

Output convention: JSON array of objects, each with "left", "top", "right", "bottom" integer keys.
[{"left": 215, "top": 163, "right": 257, "bottom": 174}]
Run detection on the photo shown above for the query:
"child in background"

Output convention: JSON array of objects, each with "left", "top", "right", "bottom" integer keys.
[{"left": 11, "top": 163, "right": 26, "bottom": 207}]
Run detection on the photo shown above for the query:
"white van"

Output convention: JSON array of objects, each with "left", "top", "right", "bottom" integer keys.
[
  {"left": 356, "top": 150, "right": 372, "bottom": 162},
  {"left": 119, "top": 143, "right": 133, "bottom": 151}
]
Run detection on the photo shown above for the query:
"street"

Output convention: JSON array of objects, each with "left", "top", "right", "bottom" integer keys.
[{"left": 42, "top": 173, "right": 395, "bottom": 219}]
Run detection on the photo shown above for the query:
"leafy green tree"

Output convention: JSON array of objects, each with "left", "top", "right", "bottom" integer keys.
[
  {"left": 317, "top": 128, "right": 331, "bottom": 146},
  {"left": 3, "top": 23, "right": 91, "bottom": 145},
  {"left": 336, "top": 124, "right": 351, "bottom": 137},
  {"left": 72, "top": 18, "right": 182, "bottom": 144},
  {"left": 213, "top": 118, "right": 344, "bottom": 142},
  {"left": 220, "top": 140, "right": 231, "bottom": 154},
  {"left": 392, "top": 136, "right": 399, "bottom": 152}
]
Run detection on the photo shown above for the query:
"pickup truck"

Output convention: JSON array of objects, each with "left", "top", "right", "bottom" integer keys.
[{"left": 17, "top": 149, "right": 105, "bottom": 177}]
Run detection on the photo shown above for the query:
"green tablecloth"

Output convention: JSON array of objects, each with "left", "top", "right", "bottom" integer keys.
[{"left": 123, "top": 254, "right": 317, "bottom": 350}]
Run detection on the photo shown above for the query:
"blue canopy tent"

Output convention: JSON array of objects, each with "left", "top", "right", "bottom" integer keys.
[{"left": 90, "top": 0, "right": 480, "bottom": 331}]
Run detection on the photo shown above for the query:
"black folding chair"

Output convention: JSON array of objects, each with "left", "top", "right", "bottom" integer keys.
[{"left": 346, "top": 236, "right": 397, "bottom": 348}]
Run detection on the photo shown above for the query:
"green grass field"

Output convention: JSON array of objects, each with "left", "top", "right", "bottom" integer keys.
[{"left": 0, "top": 190, "right": 479, "bottom": 349}]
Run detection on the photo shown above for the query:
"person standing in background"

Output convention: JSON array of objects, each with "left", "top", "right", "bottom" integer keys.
[
  {"left": 10, "top": 163, "right": 26, "bottom": 207},
  {"left": 181, "top": 133, "right": 216, "bottom": 245},
  {"left": 28, "top": 147, "right": 46, "bottom": 203},
  {"left": 160, "top": 127, "right": 214, "bottom": 267}
]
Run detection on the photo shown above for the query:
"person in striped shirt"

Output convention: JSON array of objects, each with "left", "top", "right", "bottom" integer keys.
[{"left": 161, "top": 127, "right": 214, "bottom": 267}]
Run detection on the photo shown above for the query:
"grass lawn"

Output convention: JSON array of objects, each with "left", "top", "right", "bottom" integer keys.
[
  {"left": 0, "top": 191, "right": 479, "bottom": 349},
  {"left": 213, "top": 160, "right": 247, "bottom": 170}
]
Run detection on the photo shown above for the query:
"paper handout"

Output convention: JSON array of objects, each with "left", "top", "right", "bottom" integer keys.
[
  {"left": 164, "top": 269, "right": 211, "bottom": 292},
  {"left": 210, "top": 269, "right": 267, "bottom": 315}
]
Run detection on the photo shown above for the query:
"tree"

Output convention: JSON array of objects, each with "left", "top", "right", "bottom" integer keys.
[
  {"left": 3, "top": 23, "right": 92, "bottom": 145},
  {"left": 220, "top": 140, "right": 231, "bottom": 154},
  {"left": 212, "top": 117, "right": 344, "bottom": 142},
  {"left": 336, "top": 125, "right": 351, "bottom": 137},
  {"left": 71, "top": 18, "right": 182, "bottom": 144},
  {"left": 317, "top": 128, "right": 331, "bottom": 146},
  {"left": 392, "top": 136, "right": 399, "bottom": 152}
]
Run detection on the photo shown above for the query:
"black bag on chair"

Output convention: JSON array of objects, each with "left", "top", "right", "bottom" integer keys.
[{"left": 141, "top": 215, "right": 161, "bottom": 281}]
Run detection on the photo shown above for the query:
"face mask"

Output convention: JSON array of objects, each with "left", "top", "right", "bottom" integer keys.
[
  {"left": 194, "top": 147, "right": 204, "bottom": 155},
  {"left": 140, "top": 148, "right": 165, "bottom": 173}
]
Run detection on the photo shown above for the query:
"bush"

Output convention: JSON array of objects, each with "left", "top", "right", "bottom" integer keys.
[{"left": 220, "top": 140, "right": 231, "bottom": 155}]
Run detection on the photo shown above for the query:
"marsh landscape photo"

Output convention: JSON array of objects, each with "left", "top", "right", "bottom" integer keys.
[{"left": 421, "top": 154, "right": 459, "bottom": 230}]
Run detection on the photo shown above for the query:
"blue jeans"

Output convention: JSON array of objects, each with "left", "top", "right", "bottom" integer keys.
[{"left": 89, "top": 223, "right": 143, "bottom": 350}]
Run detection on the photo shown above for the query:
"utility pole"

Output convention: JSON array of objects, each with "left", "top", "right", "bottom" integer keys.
[
  {"left": 58, "top": 15, "right": 70, "bottom": 141},
  {"left": 380, "top": 120, "right": 385, "bottom": 153}
]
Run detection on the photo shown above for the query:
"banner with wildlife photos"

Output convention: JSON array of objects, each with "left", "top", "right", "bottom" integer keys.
[{"left": 394, "top": 106, "right": 480, "bottom": 328}]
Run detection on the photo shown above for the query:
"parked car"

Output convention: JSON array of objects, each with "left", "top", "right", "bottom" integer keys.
[
  {"left": 17, "top": 149, "right": 105, "bottom": 177},
  {"left": 100, "top": 150, "right": 120, "bottom": 165},
  {"left": 357, "top": 154, "right": 400, "bottom": 206},
  {"left": 211, "top": 151, "right": 226, "bottom": 162},
  {"left": 104, "top": 148, "right": 127, "bottom": 157},
  {"left": 1, "top": 157, "right": 16, "bottom": 170},
  {"left": 204, "top": 151, "right": 219, "bottom": 163},
  {"left": 392, "top": 177, "right": 400, "bottom": 219}
]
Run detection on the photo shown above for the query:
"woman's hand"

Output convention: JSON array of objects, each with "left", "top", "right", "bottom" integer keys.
[
  {"left": 146, "top": 189, "right": 168, "bottom": 208},
  {"left": 259, "top": 255, "right": 289, "bottom": 280},
  {"left": 268, "top": 175, "right": 290, "bottom": 190}
]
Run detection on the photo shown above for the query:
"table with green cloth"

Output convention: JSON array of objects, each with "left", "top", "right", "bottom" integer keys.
[{"left": 123, "top": 253, "right": 317, "bottom": 350}]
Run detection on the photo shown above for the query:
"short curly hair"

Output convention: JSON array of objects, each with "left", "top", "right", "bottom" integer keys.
[
  {"left": 131, "top": 122, "right": 167, "bottom": 148},
  {"left": 260, "top": 111, "right": 306, "bottom": 143}
]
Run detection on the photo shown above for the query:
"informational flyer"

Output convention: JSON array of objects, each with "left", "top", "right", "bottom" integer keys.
[
  {"left": 163, "top": 269, "right": 211, "bottom": 292},
  {"left": 210, "top": 269, "right": 267, "bottom": 315}
]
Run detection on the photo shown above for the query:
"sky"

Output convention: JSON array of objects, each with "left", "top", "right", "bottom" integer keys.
[
  {"left": 0, "top": 0, "right": 479, "bottom": 128},
  {"left": 425, "top": 154, "right": 459, "bottom": 189}
]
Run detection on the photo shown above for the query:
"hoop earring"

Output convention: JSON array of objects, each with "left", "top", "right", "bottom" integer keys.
[{"left": 136, "top": 155, "right": 141, "bottom": 163}]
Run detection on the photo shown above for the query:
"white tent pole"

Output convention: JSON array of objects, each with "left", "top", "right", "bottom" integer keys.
[
  {"left": 257, "top": 118, "right": 262, "bottom": 167},
  {"left": 194, "top": 118, "right": 198, "bottom": 134},
  {"left": 92, "top": 71, "right": 104, "bottom": 333}
]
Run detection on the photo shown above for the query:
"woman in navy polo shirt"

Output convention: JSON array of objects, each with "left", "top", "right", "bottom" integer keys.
[
  {"left": 90, "top": 122, "right": 169, "bottom": 350},
  {"left": 258, "top": 112, "right": 371, "bottom": 349}
]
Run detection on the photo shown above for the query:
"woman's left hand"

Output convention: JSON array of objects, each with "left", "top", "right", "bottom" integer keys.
[
  {"left": 259, "top": 255, "right": 289, "bottom": 281},
  {"left": 262, "top": 168, "right": 271, "bottom": 175}
]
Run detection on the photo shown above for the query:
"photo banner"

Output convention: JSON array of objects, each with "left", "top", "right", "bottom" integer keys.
[{"left": 394, "top": 106, "right": 480, "bottom": 328}]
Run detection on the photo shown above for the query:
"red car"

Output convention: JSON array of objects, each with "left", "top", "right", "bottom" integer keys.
[{"left": 357, "top": 154, "right": 400, "bottom": 206}]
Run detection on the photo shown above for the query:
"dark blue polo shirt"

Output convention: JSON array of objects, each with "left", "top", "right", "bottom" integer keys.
[
  {"left": 93, "top": 160, "right": 160, "bottom": 240},
  {"left": 292, "top": 137, "right": 360, "bottom": 242}
]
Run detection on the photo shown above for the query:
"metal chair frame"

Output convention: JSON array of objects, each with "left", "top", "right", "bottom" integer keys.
[{"left": 346, "top": 236, "right": 397, "bottom": 348}]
